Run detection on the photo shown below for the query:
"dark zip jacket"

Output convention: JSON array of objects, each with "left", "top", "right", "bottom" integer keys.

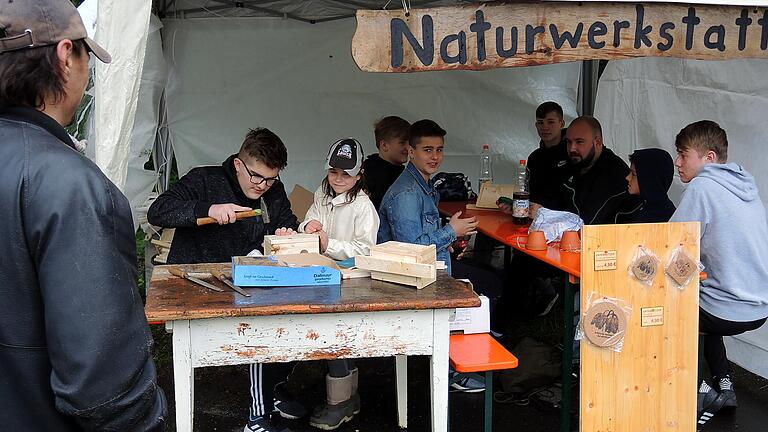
[
  {"left": 541, "top": 147, "right": 632, "bottom": 225},
  {"left": 361, "top": 153, "right": 405, "bottom": 210},
  {"left": 147, "top": 155, "right": 299, "bottom": 264},
  {"left": 616, "top": 148, "right": 676, "bottom": 223},
  {"left": 528, "top": 129, "right": 568, "bottom": 205},
  {"left": 0, "top": 107, "right": 166, "bottom": 430}
]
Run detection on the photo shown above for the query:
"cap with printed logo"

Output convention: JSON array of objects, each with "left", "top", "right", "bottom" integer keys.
[
  {"left": 0, "top": 0, "right": 111, "bottom": 63},
  {"left": 325, "top": 138, "right": 364, "bottom": 177}
]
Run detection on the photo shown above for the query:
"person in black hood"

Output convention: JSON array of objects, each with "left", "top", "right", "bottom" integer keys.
[
  {"left": 147, "top": 128, "right": 302, "bottom": 432},
  {"left": 619, "top": 148, "right": 676, "bottom": 223},
  {"left": 361, "top": 116, "right": 410, "bottom": 209}
]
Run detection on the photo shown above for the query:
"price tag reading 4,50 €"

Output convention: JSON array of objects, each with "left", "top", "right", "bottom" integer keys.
[{"left": 594, "top": 250, "right": 617, "bottom": 271}]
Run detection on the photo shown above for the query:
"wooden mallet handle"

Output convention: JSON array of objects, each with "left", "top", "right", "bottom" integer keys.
[
  {"left": 168, "top": 266, "right": 187, "bottom": 278},
  {"left": 196, "top": 209, "right": 261, "bottom": 226}
]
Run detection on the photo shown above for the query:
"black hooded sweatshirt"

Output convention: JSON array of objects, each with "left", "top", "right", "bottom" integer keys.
[
  {"left": 616, "top": 148, "right": 676, "bottom": 223},
  {"left": 361, "top": 153, "right": 405, "bottom": 210},
  {"left": 147, "top": 154, "right": 299, "bottom": 264}
]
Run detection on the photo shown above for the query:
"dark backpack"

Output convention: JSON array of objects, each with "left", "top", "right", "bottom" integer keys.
[
  {"left": 433, "top": 172, "right": 477, "bottom": 201},
  {"left": 498, "top": 336, "right": 562, "bottom": 394}
]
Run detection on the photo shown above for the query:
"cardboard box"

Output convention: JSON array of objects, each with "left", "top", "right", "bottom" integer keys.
[
  {"left": 234, "top": 284, "right": 341, "bottom": 306},
  {"left": 232, "top": 253, "right": 341, "bottom": 287},
  {"left": 449, "top": 295, "right": 490, "bottom": 334},
  {"left": 288, "top": 184, "right": 315, "bottom": 221}
]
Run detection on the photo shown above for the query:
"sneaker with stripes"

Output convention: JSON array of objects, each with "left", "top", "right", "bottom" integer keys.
[
  {"left": 718, "top": 376, "right": 738, "bottom": 410},
  {"left": 243, "top": 416, "right": 291, "bottom": 432},
  {"left": 696, "top": 381, "right": 727, "bottom": 426}
]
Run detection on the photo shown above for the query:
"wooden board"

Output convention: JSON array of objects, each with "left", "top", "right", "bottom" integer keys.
[
  {"left": 370, "top": 241, "right": 436, "bottom": 264},
  {"left": 580, "top": 222, "right": 700, "bottom": 432},
  {"left": 476, "top": 183, "right": 517, "bottom": 209},
  {"left": 145, "top": 263, "right": 478, "bottom": 321},
  {"left": 352, "top": 3, "right": 768, "bottom": 73},
  {"left": 465, "top": 203, "right": 501, "bottom": 212},
  {"left": 264, "top": 233, "right": 320, "bottom": 255},
  {"left": 370, "top": 270, "right": 436, "bottom": 290},
  {"left": 355, "top": 255, "right": 436, "bottom": 279}
]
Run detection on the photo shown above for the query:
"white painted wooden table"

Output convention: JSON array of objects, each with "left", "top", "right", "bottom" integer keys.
[{"left": 146, "top": 263, "right": 479, "bottom": 432}]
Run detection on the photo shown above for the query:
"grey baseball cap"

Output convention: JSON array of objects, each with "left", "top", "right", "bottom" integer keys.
[
  {"left": 325, "top": 138, "right": 364, "bottom": 177},
  {"left": 0, "top": 0, "right": 111, "bottom": 63}
]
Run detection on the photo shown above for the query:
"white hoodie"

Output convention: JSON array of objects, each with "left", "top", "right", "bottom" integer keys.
[{"left": 299, "top": 186, "right": 380, "bottom": 261}]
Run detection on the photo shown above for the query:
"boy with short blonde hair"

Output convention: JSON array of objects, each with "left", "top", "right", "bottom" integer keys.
[{"left": 670, "top": 120, "right": 768, "bottom": 424}]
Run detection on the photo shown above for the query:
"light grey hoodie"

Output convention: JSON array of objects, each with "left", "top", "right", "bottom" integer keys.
[{"left": 671, "top": 163, "right": 768, "bottom": 322}]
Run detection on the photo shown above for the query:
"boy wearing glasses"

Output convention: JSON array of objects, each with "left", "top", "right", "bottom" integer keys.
[{"left": 148, "top": 127, "right": 301, "bottom": 432}]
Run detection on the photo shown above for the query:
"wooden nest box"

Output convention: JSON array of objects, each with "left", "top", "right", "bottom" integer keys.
[
  {"left": 355, "top": 241, "right": 437, "bottom": 289},
  {"left": 263, "top": 233, "right": 320, "bottom": 255}
]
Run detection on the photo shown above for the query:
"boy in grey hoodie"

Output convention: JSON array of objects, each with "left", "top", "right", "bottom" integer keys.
[{"left": 670, "top": 120, "right": 768, "bottom": 423}]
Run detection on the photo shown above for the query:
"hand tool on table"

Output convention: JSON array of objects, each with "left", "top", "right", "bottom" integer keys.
[
  {"left": 210, "top": 268, "right": 251, "bottom": 297},
  {"left": 169, "top": 267, "right": 224, "bottom": 292},
  {"left": 196, "top": 209, "right": 262, "bottom": 226}
]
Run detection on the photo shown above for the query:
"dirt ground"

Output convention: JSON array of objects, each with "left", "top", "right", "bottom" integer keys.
[{"left": 150, "top": 325, "right": 768, "bottom": 432}]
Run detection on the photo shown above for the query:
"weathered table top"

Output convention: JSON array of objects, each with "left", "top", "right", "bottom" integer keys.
[{"left": 145, "top": 263, "right": 480, "bottom": 322}]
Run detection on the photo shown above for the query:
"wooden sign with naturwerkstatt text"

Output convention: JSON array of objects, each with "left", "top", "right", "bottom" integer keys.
[{"left": 352, "top": 2, "right": 768, "bottom": 72}]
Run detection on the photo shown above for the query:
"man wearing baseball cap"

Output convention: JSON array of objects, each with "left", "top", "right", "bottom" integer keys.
[{"left": 0, "top": 1, "right": 167, "bottom": 430}]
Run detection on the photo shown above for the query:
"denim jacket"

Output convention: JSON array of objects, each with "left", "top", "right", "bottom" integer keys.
[{"left": 377, "top": 162, "right": 456, "bottom": 274}]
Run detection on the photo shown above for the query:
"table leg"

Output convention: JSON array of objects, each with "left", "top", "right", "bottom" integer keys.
[
  {"left": 173, "top": 320, "right": 195, "bottom": 432},
  {"left": 430, "top": 309, "right": 450, "bottom": 432},
  {"left": 561, "top": 276, "right": 577, "bottom": 432},
  {"left": 395, "top": 355, "right": 408, "bottom": 429},
  {"left": 484, "top": 371, "right": 493, "bottom": 432}
]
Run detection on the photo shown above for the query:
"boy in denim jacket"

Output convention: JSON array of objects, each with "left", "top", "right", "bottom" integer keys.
[{"left": 377, "top": 119, "right": 477, "bottom": 275}]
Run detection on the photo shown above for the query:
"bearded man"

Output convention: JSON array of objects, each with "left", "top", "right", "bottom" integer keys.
[{"left": 537, "top": 116, "right": 635, "bottom": 225}]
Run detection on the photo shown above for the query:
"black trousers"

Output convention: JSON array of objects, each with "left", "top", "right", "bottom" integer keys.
[
  {"left": 249, "top": 362, "right": 293, "bottom": 419},
  {"left": 492, "top": 252, "right": 562, "bottom": 330},
  {"left": 699, "top": 308, "right": 766, "bottom": 379},
  {"left": 452, "top": 259, "right": 503, "bottom": 299}
]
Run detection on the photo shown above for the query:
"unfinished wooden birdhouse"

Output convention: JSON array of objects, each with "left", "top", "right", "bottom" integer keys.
[
  {"left": 355, "top": 241, "right": 437, "bottom": 289},
  {"left": 263, "top": 233, "right": 320, "bottom": 255}
]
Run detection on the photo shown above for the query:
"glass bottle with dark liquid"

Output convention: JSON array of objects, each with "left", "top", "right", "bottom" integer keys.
[{"left": 512, "top": 159, "right": 530, "bottom": 225}]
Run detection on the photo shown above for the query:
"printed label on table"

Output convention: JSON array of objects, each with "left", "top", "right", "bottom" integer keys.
[
  {"left": 641, "top": 307, "right": 664, "bottom": 327},
  {"left": 594, "top": 250, "right": 617, "bottom": 271}
]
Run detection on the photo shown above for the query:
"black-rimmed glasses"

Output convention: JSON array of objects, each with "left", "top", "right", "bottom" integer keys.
[{"left": 238, "top": 158, "right": 280, "bottom": 187}]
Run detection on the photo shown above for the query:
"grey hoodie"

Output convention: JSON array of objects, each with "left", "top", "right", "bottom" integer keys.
[{"left": 671, "top": 163, "right": 768, "bottom": 321}]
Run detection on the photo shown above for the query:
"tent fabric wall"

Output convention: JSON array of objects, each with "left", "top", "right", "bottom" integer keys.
[
  {"left": 125, "top": 15, "right": 168, "bottom": 231},
  {"left": 595, "top": 57, "right": 768, "bottom": 377},
  {"left": 93, "top": 0, "right": 152, "bottom": 192},
  {"left": 161, "top": 17, "right": 580, "bottom": 194}
]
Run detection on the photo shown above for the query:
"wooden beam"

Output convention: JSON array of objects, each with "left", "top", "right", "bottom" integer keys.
[{"left": 352, "top": 2, "right": 768, "bottom": 72}]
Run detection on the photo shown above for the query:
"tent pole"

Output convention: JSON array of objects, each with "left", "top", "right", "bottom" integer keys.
[
  {"left": 153, "top": 92, "right": 173, "bottom": 193},
  {"left": 579, "top": 60, "right": 599, "bottom": 116}
]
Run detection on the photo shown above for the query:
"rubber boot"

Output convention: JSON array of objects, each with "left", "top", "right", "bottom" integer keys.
[
  {"left": 349, "top": 368, "right": 360, "bottom": 415},
  {"left": 309, "top": 373, "right": 356, "bottom": 430}
]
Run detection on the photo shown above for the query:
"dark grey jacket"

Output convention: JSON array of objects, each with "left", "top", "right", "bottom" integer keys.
[
  {"left": 147, "top": 154, "right": 299, "bottom": 264},
  {"left": 0, "top": 107, "right": 166, "bottom": 430}
]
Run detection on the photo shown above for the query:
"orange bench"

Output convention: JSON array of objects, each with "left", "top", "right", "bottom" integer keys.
[{"left": 449, "top": 333, "right": 519, "bottom": 432}]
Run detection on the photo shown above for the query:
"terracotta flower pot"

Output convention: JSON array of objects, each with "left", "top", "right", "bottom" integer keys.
[
  {"left": 526, "top": 230, "right": 548, "bottom": 251},
  {"left": 560, "top": 231, "right": 581, "bottom": 252}
]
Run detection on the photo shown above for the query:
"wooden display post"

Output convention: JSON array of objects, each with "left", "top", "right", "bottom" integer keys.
[{"left": 580, "top": 222, "right": 700, "bottom": 432}]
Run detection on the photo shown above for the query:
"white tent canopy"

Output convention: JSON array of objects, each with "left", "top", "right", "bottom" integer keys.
[
  {"left": 90, "top": 0, "right": 768, "bottom": 377},
  {"left": 595, "top": 57, "right": 768, "bottom": 377}
]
